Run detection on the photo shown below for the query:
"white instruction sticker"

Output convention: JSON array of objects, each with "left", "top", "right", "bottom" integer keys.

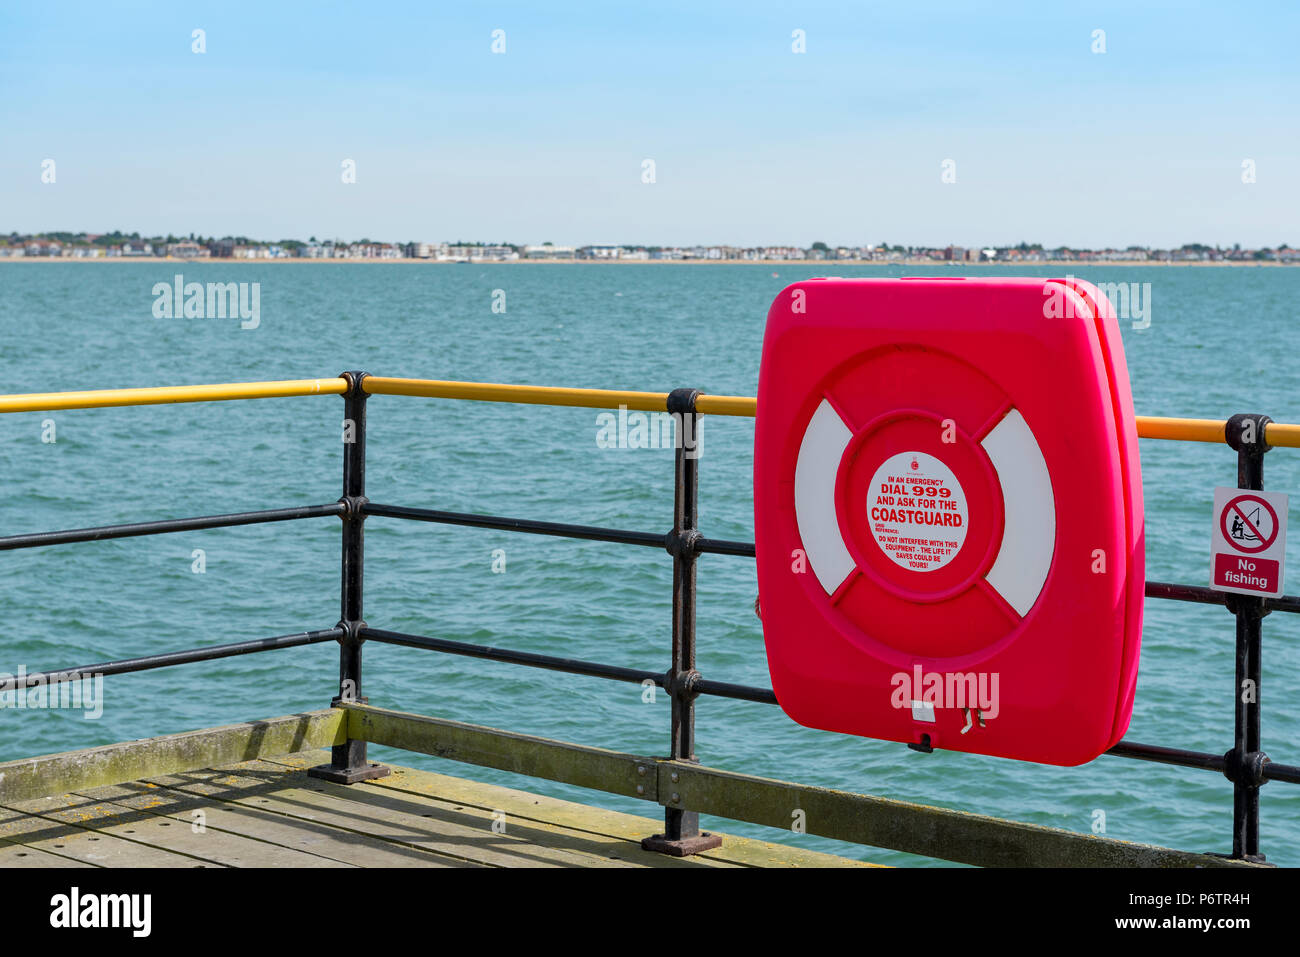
[{"left": 867, "top": 451, "right": 968, "bottom": 572}]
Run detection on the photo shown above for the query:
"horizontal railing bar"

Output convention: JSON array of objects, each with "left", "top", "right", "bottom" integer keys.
[
  {"left": 695, "top": 677, "right": 779, "bottom": 705},
  {"left": 1262, "top": 421, "right": 1300, "bottom": 447},
  {"left": 1145, "top": 580, "right": 1235, "bottom": 606},
  {"left": 0, "top": 377, "right": 347, "bottom": 414},
  {"left": 362, "top": 502, "right": 668, "bottom": 549},
  {"left": 367, "top": 506, "right": 1300, "bottom": 613},
  {"left": 363, "top": 627, "right": 1300, "bottom": 780},
  {"left": 361, "top": 376, "right": 755, "bottom": 417},
  {"left": 14, "top": 613, "right": 1292, "bottom": 783},
  {"left": 1135, "top": 416, "right": 1229, "bottom": 444},
  {"left": 0, "top": 628, "right": 344, "bottom": 692},
  {"left": 342, "top": 703, "right": 1256, "bottom": 867},
  {"left": 1135, "top": 415, "right": 1300, "bottom": 448},
  {"left": 1106, "top": 740, "right": 1226, "bottom": 772},
  {"left": 361, "top": 626, "right": 779, "bottom": 705},
  {"left": 1106, "top": 740, "right": 1300, "bottom": 785},
  {"left": 364, "top": 628, "right": 794, "bottom": 706},
  {"left": 1263, "top": 764, "right": 1300, "bottom": 785},
  {"left": 362, "top": 376, "right": 1300, "bottom": 445},
  {"left": 0, "top": 503, "right": 347, "bottom": 551},
  {"left": 0, "top": 374, "right": 1296, "bottom": 446},
  {"left": 1146, "top": 580, "right": 1300, "bottom": 614},
  {"left": 8, "top": 502, "right": 1297, "bottom": 619},
  {"left": 696, "top": 537, "right": 757, "bottom": 557},
  {"left": 370, "top": 505, "right": 1300, "bottom": 612},
  {"left": 361, "top": 627, "right": 664, "bottom": 685},
  {"left": 365, "top": 504, "right": 755, "bottom": 562}
]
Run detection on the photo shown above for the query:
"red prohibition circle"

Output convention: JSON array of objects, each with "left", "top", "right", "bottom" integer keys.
[{"left": 1220, "top": 494, "right": 1279, "bottom": 554}]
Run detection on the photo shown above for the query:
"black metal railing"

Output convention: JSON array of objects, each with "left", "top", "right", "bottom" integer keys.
[{"left": 2, "top": 373, "right": 1297, "bottom": 863}]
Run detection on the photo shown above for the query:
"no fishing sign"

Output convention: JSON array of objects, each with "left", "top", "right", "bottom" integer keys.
[{"left": 1210, "top": 487, "right": 1289, "bottom": 597}]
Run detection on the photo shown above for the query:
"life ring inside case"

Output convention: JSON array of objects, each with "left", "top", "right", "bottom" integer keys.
[{"left": 753, "top": 277, "right": 1144, "bottom": 766}]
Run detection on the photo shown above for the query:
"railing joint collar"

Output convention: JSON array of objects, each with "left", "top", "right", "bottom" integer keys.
[
  {"left": 664, "top": 668, "right": 702, "bottom": 700},
  {"left": 665, "top": 529, "right": 700, "bottom": 558},
  {"left": 1225, "top": 592, "right": 1271, "bottom": 619},
  {"left": 340, "top": 370, "right": 369, "bottom": 397},
  {"left": 1225, "top": 413, "right": 1273, "bottom": 454},
  {"left": 336, "top": 619, "right": 367, "bottom": 643},
  {"left": 338, "top": 495, "right": 369, "bottom": 519},
  {"left": 1223, "top": 748, "right": 1270, "bottom": 788},
  {"left": 666, "top": 388, "right": 700, "bottom": 416}
]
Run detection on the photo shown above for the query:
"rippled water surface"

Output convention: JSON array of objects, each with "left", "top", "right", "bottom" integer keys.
[{"left": 1, "top": 262, "right": 1297, "bottom": 865}]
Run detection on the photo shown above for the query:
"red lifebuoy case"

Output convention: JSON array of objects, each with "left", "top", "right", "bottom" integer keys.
[{"left": 754, "top": 277, "right": 1144, "bottom": 766}]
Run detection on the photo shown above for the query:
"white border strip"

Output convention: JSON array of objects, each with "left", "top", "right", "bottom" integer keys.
[
  {"left": 794, "top": 400, "right": 856, "bottom": 594},
  {"left": 982, "top": 409, "right": 1056, "bottom": 616}
]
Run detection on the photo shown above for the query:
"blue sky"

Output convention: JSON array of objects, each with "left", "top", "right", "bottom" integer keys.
[{"left": 2, "top": 1, "right": 1297, "bottom": 247}]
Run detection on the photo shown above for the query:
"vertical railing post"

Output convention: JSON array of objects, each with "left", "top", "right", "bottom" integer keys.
[
  {"left": 1223, "top": 413, "right": 1271, "bottom": 860},
  {"left": 642, "top": 388, "right": 722, "bottom": 856},
  {"left": 309, "top": 371, "right": 390, "bottom": 784}
]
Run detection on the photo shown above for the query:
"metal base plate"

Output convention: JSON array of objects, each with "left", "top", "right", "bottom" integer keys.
[
  {"left": 1209, "top": 851, "right": 1270, "bottom": 865},
  {"left": 640, "top": 832, "right": 723, "bottom": 857},
  {"left": 307, "top": 762, "right": 391, "bottom": 785}
]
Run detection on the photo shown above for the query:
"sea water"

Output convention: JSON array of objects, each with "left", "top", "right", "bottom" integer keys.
[{"left": 0, "top": 262, "right": 1296, "bottom": 865}]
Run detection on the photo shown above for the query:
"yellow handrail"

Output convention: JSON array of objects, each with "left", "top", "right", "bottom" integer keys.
[
  {"left": 0, "top": 374, "right": 1295, "bottom": 448},
  {"left": 1134, "top": 416, "right": 1225, "bottom": 443},
  {"left": 361, "top": 376, "right": 677, "bottom": 413},
  {"left": 1135, "top": 416, "right": 1300, "bottom": 448},
  {"left": 1261, "top": 422, "right": 1300, "bottom": 448},
  {"left": 0, "top": 378, "right": 347, "bottom": 413},
  {"left": 364, "top": 378, "right": 1300, "bottom": 447},
  {"left": 362, "top": 376, "right": 761, "bottom": 417}
]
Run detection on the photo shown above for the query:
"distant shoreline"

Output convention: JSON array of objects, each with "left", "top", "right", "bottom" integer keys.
[{"left": 0, "top": 258, "right": 1289, "bottom": 267}]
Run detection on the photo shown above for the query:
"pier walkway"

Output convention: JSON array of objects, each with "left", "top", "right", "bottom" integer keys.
[{"left": 0, "top": 747, "right": 870, "bottom": 868}]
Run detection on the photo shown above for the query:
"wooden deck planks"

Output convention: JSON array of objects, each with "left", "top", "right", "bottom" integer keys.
[
  {"left": 267, "top": 750, "right": 876, "bottom": 867},
  {"left": 140, "top": 765, "right": 622, "bottom": 868},
  {"left": 0, "top": 748, "right": 873, "bottom": 868},
  {"left": 0, "top": 803, "right": 219, "bottom": 867},
  {"left": 0, "top": 839, "right": 97, "bottom": 868},
  {"left": 14, "top": 788, "right": 357, "bottom": 868}
]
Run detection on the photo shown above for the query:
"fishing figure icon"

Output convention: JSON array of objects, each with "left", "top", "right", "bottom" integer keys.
[{"left": 1231, "top": 507, "right": 1263, "bottom": 543}]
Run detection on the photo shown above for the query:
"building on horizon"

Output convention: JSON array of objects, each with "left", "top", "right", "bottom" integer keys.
[{"left": 524, "top": 244, "right": 576, "bottom": 259}]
